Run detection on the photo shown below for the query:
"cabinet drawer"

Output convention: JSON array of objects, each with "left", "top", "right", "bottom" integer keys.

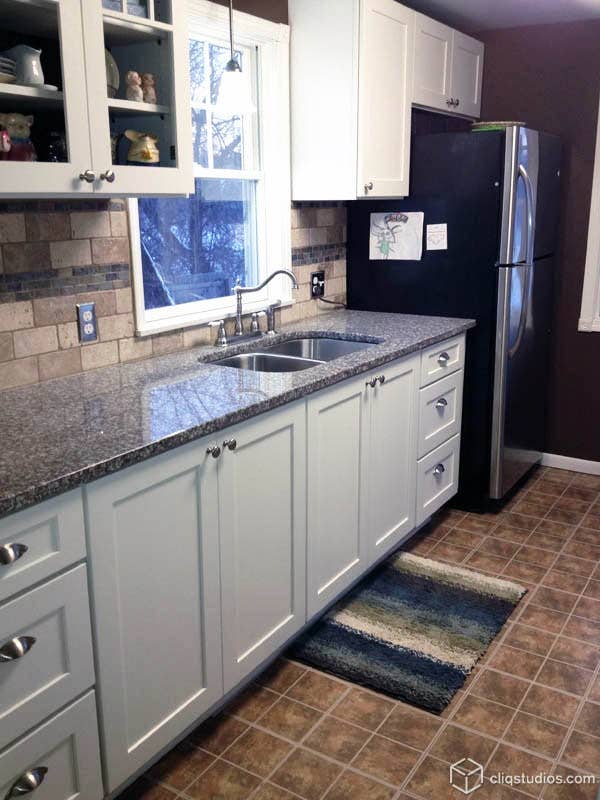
[
  {"left": 416, "top": 435, "right": 461, "bottom": 525},
  {"left": 0, "top": 565, "right": 95, "bottom": 750},
  {"left": 0, "top": 692, "right": 102, "bottom": 800},
  {"left": 0, "top": 490, "right": 86, "bottom": 605},
  {"left": 420, "top": 335, "right": 465, "bottom": 387},
  {"left": 418, "top": 370, "right": 464, "bottom": 458}
]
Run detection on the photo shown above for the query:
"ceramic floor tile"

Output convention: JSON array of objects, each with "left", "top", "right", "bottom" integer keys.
[
  {"left": 286, "top": 670, "right": 347, "bottom": 711},
  {"left": 574, "top": 701, "right": 600, "bottom": 738},
  {"left": 548, "top": 637, "right": 600, "bottom": 670},
  {"left": 429, "top": 724, "right": 496, "bottom": 765},
  {"left": 149, "top": 742, "right": 214, "bottom": 790},
  {"left": 351, "top": 734, "right": 420, "bottom": 785},
  {"left": 223, "top": 728, "right": 293, "bottom": 778},
  {"left": 271, "top": 749, "right": 342, "bottom": 800},
  {"left": 259, "top": 697, "right": 322, "bottom": 741},
  {"left": 487, "top": 645, "right": 543, "bottom": 680},
  {"left": 227, "top": 685, "right": 280, "bottom": 723},
  {"left": 561, "top": 730, "right": 600, "bottom": 774},
  {"left": 332, "top": 688, "right": 395, "bottom": 731},
  {"left": 119, "top": 778, "right": 178, "bottom": 800},
  {"left": 377, "top": 704, "right": 442, "bottom": 750},
  {"left": 324, "top": 770, "right": 396, "bottom": 800},
  {"left": 303, "top": 716, "right": 370, "bottom": 762},
  {"left": 258, "top": 660, "right": 306, "bottom": 693},
  {"left": 504, "top": 712, "right": 568, "bottom": 760},
  {"left": 188, "top": 715, "right": 248, "bottom": 756},
  {"left": 520, "top": 684, "right": 580, "bottom": 726},
  {"left": 487, "top": 746, "right": 553, "bottom": 798},
  {"left": 251, "top": 784, "right": 296, "bottom": 800},
  {"left": 406, "top": 756, "right": 472, "bottom": 800},
  {"left": 535, "top": 660, "right": 594, "bottom": 696},
  {"left": 502, "top": 624, "right": 556, "bottom": 656},
  {"left": 185, "top": 760, "right": 260, "bottom": 800},
  {"left": 543, "top": 765, "right": 600, "bottom": 800},
  {"left": 471, "top": 669, "right": 530, "bottom": 708},
  {"left": 451, "top": 695, "right": 514, "bottom": 738}
]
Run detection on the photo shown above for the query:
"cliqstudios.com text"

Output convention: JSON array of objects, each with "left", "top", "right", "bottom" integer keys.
[{"left": 490, "top": 772, "right": 598, "bottom": 788}]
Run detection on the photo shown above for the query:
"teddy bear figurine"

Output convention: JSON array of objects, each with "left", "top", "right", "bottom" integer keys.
[
  {"left": 0, "top": 113, "right": 36, "bottom": 161},
  {"left": 141, "top": 73, "right": 157, "bottom": 104},
  {"left": 125, "top": 71, "right": 143, "bottom": 102}
]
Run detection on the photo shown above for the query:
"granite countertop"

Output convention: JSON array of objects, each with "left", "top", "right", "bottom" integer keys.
[{"left": 0, "top": 310, "right": 475, "bottom": 519}]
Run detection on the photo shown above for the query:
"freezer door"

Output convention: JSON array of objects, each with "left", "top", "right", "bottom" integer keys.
[
  {"left": 490, "top": 259, "right": 554, "bottom": 499},
  {"left": 499, "top": 127, "right": 539, "bottom": 267}
]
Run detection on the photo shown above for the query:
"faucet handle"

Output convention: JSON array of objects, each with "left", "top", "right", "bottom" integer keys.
[
  {"left": 209, "top": 319, "right": 227, "bottom": 347},
  {"left": 250, "top": 311, "right": 266, "bottom": 333}
]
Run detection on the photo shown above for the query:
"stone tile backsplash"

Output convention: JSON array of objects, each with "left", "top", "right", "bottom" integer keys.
[{"left": 0, "top": 199, "right": 347, "bottom": 389}]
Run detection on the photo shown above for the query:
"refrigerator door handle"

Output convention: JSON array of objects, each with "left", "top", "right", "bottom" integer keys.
[
  {"left": 508, "top": 266, "right": 533, "bottom": 359},
  {"left": 518, "top": 163, "right": 536, "bottom": 267}
]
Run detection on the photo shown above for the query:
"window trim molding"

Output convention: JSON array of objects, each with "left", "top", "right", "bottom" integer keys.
[
  {"left": 579, "top": 90, "right": 600, "bottom": 333},
  {"left": 130, "top": 0, "right": 291, "bottom": 336}
]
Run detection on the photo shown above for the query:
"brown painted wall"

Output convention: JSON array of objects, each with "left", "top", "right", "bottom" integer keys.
[
  {"left": 479, "top": 20, "right": 600, "bottom": 461},
  {"left": 212, "top": 0, "right": 287, "bottom": 24}
]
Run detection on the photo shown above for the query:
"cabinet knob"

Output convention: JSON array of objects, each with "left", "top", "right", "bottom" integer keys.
[
  {"left": 7, "top": 768, "right": 48, "bottom": 797},
  {"left": 78, "top": 170, "right": 96, "bottom": 183},
  {"left": 0, "top": 543, "right": 28, "bottom": 566},
  {"left": 377, "top": 375, "right": 386, "bottom": 384},
  {"left": 433, "top": 463, "right": 446, "bottom": 477},
  {"left": 100, "top": 169, "right": 116, "bottom": 183},
  {"left": 435, "top": 397, "right": 448, "bottom": 410},
  {"left": 446, "top": 98, "right": 455, "bottom": 107},
  {"left": 364, "top": 182, "right": 374, "bottom": 193},
  {"left": 0, "top": 635, "right": 36, "bottom": 663},
  {"left": 223, "top": 439, "right": 237, "bottom": 451},
  {"left": 366, "top": 378, "right": 377, "bottom": 388},
  {"left": 454, "top": 98, "right": 460, "bottom": 107},
  {"left": 437, "top": 351, "right": 450, "bottom": 365},
  {"left": 206, "top": 445, "right": 221, "bottom": 459}
]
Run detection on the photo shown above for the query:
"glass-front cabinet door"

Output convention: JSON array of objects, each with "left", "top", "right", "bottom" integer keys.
[
  {"left": 81, "top": 0, "right": 193, "bottom": 196},
  {"left": 0, "top": 0, "right": 94, "bottom": 196}
]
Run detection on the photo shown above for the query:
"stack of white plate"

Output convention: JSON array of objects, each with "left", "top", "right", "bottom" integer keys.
[{"left": 0, "top": 57, "right": 16, "bottom": 85}]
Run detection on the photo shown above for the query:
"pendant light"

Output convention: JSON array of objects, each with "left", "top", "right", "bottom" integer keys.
[{"left": 217, "top": 0, "right": 255, "bottom": 112}]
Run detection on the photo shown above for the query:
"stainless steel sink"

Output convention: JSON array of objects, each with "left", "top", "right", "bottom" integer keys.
[
  {"left": 212, "top": 353, "right": 323, "bottom": 372},
  {"left": 263, "top": 337, "right": 375, "bottom": 361}
]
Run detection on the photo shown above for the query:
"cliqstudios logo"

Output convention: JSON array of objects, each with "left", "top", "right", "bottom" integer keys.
[{"left": 449, "top": 758, "right": 484, "bottom": 795}]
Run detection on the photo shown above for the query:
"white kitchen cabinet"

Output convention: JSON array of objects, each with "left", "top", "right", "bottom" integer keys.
[
  {"left": 0, "top": 0, "right": 192, "bottom": 197},
  {"left": 289, "top": 0, "right": 414, "bottom": 200},
  {"left": 85, "top": 439, "right": 223, "bottom": 792},
  {"left": 219, "top": 403, "right": 307, "bottom": 691},
  {"left": 413, "top": 13, "right": 484, "bottom": 118}
]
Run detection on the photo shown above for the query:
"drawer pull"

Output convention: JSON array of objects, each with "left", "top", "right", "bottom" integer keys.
[
  {"left": 366, "top": 378, "right": 377, "bottom": 388},
  {"left": 223, "top": 439, "right": 237, "bottom": 451},
  {"left": 437, "top": 351, "right": 450, "bottom": 365},
  {"left": 206, "top": 445, "right": 221, "bottom": 459},
  {"left": 0, "top": 543, "right": 28, "bottom": 566},
  {"left": 435, "top": 398, "right": 448, "bottom": 410},
  {"left": 377, "top": 375, "right": 386, "bottom": 385},
  {"left": 0, "top": 636, "right": 36, "bottom": 662},
  {"left": 433, "top": 463, "right": 446, "bottom": 477},
  {"left": 8, "top": 767, "right": 48, "bottom": 797}
]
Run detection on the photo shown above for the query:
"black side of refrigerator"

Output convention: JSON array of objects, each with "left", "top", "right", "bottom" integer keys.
[{"left": 347, "top": 131, "right": 506, "bottom": 508}]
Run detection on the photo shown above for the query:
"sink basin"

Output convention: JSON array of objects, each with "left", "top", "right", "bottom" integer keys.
[
  {"left": 263, "top": 337, "right": 375, "bottom": 361},
  {"left": 212, "top": 353, "right": 323, "bottom": 372}
]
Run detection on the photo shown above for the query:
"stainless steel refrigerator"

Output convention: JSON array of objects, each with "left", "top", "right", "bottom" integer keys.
[{"left": 347, "top": 126, "right": 562, "bottom": 508}]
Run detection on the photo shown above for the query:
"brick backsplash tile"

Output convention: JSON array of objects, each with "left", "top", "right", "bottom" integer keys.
[
  {"left": 76, "top": 290, "right": 116, "bottom": 317},
  {"left": 0, "top": 332, "right": 13, "bottom": 362},
  {"left": 13, "top": 325, "right": 58, "bottom": 358},
  {"left": 115, "top": 287, "right": 133, "bottom": 314},
  {"left": 153, "top": 331, "right": 183, "bottom": 355},
  {"left": 0, "top": 214, "right": 26, "bottom": 243},
  {"left": 183, "top": 326, "right": 213, "bottom": 349},
  {"left": 3, "top": 242, "right": 51, "bottom": 274},
  {"left": 91, "top": 237, "right": 130, "bottom": 265},
  {"left": 25, "top": 213, "right": 70, "bottom": 242},
  {"left": 57, "top": 321, "right": 79, "bottom": 350},
  {"left": 110, "top": 211, "right": 129, "bottom": 238},
  {"left": 38, "top": 348, "right": 82, "bottom": 381},
  {"left": 119, "top": 336, "right": 153, "bottom": 363},
  {"left": 50, "top": 240, "right": 92, "bottom": 269},
  {"left": 291, "top": 228, "right": 310, "bottom": 248},
  {"left": 81, "top": 340, "right": 119, "bottom": 371},
  {"left": 71, "top": 211, "right": 111, "bottom": 240},
  {"left": 0, "top": 301, "right": 33, "bottom": 332},
  {"left": 33, "top": 296, "right": 78, "bottom": 326},
  {"left": 98, "top": 313, "right": 134, "bottom": 342},
  {"left": 0, "top": 356, "right": 38, "bottom": 389},
  {"left": 309, "top": 227, "right": 329, "bottom": 246}
]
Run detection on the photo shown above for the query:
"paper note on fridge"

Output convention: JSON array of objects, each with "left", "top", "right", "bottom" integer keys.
[
  {"left": 369, "top": 212, "right": 424, "bottom": 261},
  {"left": 426, "top": 223, "right": 448, "bottom": 251}
]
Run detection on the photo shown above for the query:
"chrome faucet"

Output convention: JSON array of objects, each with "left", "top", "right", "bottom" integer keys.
[{"left": 232, "top": 269, "right": 298, "bottom": 336}]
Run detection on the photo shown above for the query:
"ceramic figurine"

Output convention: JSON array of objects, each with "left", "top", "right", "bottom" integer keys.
[
  {"left": 0, "top": 129, "right": 11, "bottom": 154},
  {"left": 124, "top": 129, "right": 159, "bottom": 165},
  {"left": 2, "top": 45, "right": 44, "bottom": 86},
  {"left": 105, "top": 49, "right": 120, "bottom": 98},
  {"left": 0, "top": 113, "right": 36, "bottom": 161},
  {"left": 125, "top": 70, "right": 143, "bottom": 102},
  {"left": 141, "top": 73, "right": 157, "bottom": 104}
]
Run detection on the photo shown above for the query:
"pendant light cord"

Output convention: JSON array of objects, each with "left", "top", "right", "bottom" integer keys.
[{"left": 228, "top": 0, "right": 235, "bottom": 64}]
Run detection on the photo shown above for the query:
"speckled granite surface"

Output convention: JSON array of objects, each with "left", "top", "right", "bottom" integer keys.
[{"left": 0, "top": 310, "right": 475, "bottom": 519}]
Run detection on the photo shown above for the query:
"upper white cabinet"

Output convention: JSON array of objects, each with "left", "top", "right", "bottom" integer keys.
[
  {"left": 413, "top": 13, "right": 484, "bottom": 118},
  {"left": 0, "top": 0, "right": 192, "bottom": 197},
  {"left": 289, "top": 0, "right": 414, "bottom": 200}
]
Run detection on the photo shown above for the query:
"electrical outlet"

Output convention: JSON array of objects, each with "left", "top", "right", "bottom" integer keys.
[
  {"left": 311, "top": 270, "right": 325, "bottom": 298},
  {"left": 77, "top": 302, "right": 98, "bottom": 343}
]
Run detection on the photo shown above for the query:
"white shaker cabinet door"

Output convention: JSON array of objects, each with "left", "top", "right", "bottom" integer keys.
[
  {"left": 367, "top": 355, "right": 419, "bottom": 562},
  {"left": 357, "top": 0, "right": 414, "bottom": 198},
  {"left": 306, "top": 376, "right": 370, "bottom": 618},
  {"left": 218, "top": 403, "right": 307, "bottom": 691},
  {"left": 85, "top": 439, "right": 223, "bottom": 792},
  {"left": 450, "top": 31, "right": 484, "bottom": 118},
  {"left": 413, "top": 13, "right": 453, "bottom": 112}
]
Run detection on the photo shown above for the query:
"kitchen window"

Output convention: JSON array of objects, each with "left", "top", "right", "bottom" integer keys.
[
  {"left": 579, "top": 88, "right": 600, "bottom": 332},
  {"left": 129, "top": 1, "right": 291, "bottom": 335}
]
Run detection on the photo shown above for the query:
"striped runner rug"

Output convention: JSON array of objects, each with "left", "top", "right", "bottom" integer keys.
[{"left": 291, "top": 552, "right": 526, "bottom": 714}]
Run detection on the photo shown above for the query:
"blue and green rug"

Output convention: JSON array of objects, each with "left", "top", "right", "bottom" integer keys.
[{"left": 291, "top": 552, "right": 526, "bottom": 714}]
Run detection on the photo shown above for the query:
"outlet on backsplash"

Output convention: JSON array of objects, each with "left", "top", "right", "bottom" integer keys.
[
  {"left": 77, "top": 303, "right": 98, "bottom": 343},
  {"left": 311, "top": 270, "right": 325, "bottom": 298}
]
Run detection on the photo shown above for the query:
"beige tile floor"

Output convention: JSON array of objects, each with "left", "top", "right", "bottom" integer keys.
[{"left": 118, "top": 467, "right": 600, "bottom": 800}]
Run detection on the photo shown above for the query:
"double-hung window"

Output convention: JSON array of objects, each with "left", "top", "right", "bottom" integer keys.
[{"left": 129, "top": 0, "right": 291, "bottom": 335}]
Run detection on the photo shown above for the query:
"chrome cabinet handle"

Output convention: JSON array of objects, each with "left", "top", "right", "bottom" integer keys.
[
  {"left": 446, "top": 98, "right": 455, "bottom": 106},
  {"left": 377, "top": 375, "right": 385, "bottom": 385},
  {"left": 223, "top": 439, "right": 237, "bottom": 451},
  {"left": 364, "top": 182, "right": 374, "bottom": 192},
  {"left": 454, "top": 98, "right": 460, "bottom": 107},
  {"left": 79, "top": 170, "right": 96, "bottom": 183},
  {"left": 435, "top": 397, "right": 448, "bottom": 410},
  {"left": 206, "top": 445, "right": 221, "bottom": 459},
  {"left": 100, "top": 169, "right": 116, "bottom": 183},
  {"left": 437, "top": 351, "right": 450, "bottom": 365},
  {"left": 0, "top": 636, "right": 36, "bottom": 662},
  {"left": 8, "top": 768, "right": 48, "bottom": 797},
  {"left": 0, "top": 543, "right": 28, "bottom": 566},
  {"left": 433, "top": 463, "right": 446, "bottom": 477},
  {"left": 366, "top": 378, "right": 377, "bottom": 388}
]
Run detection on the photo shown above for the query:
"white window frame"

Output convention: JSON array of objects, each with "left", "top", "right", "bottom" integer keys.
[
  {"left": 129, "top": 0, "right": 291, "bottom": 336},
  {"left": 579, "top": 90, "right": 600, "bottom": 332}
]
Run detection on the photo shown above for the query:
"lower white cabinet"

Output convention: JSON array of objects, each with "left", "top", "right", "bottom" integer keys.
[
  {"left": 85, "top": 441, "right": 223, "bottom": 792},
  {"left": 416, "top": 434, "right": 461, "bottom": 525},
  {"left": 219, "top": 403, "right": 307, "bottom": 691}
]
